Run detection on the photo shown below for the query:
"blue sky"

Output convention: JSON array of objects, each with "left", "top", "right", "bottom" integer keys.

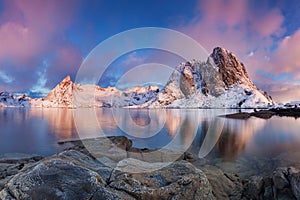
[{"left": 0, "top": 0, "right": 300, "bottom": 102}]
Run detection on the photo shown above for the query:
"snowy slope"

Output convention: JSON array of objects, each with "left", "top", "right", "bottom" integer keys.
[
  {"left": 0, "top": 91, "right": 31, "bottom": 107},
  {"left": 1, "top": 47, "right": 275, "bottom": 108},
  {"left": 30, "top": 76, "right": 160, "bottom": 108},
  {"left": 151, "top": 47, "right": 274, "bottom": 108}
]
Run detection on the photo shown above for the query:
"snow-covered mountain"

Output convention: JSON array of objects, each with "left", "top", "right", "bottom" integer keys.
[
  {"left": 29, "top": 76, "right": 160, "bottom": 108},
  {"left": 151, "top": 47, "right": 274, "bottom": 108},
  {"left": 0, "top": 47, "right": 274, "bottom": 108},
  {"left": 0, "top": 92, "right": 31, "bottom": 107}
]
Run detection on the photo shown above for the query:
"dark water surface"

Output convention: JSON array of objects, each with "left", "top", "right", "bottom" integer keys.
[{"left": 1, "top": 107, "right": 300, "bottom": 176}]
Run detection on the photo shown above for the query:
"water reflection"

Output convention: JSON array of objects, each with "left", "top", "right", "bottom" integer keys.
[
  {"left": 215, "top": 118, "right": 266, "bottom": 161},
  {"left": 29, "top": 108, "right": 77, "bottom": 140},
  {"left": 0, "top": 107, "right": 300, "bottom": 164}
]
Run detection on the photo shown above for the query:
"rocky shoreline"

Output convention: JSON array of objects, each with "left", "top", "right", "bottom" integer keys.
[
  {"left": 221, "top": 108, "right": 300, "bottom": 120},
  {"left": 0, "top": 136, "right": 300, "bottom": 199}
]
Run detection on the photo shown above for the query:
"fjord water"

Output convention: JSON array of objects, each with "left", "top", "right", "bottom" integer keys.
[{"left": 1, "top": 107, "right": 300, "bottom": 175}]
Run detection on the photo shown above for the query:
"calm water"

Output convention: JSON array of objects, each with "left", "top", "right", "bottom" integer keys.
[{"left": 1, "top": 107, "right": 300, "bottom": 173}]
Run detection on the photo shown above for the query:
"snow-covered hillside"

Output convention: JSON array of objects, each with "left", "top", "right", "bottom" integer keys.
[
  {"left": 151, "top": 47, "right": 274, "bottom": 108},
  {"left": 29, "top": 76, "right": 159, "bottom": 108},
  {"left": 0, "top": 92, "right": 31, "bottom": 107},
  {"left": 0, "top": 47, "right": 275, "bottom": 108}
]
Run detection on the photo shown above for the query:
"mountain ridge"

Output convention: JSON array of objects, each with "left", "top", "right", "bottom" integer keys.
[
  {"left": 0, "top": 47, "right": 274, "bottom": 108},
  {"left": 152, "top": 47, "right": 273, "bottom": 108}
]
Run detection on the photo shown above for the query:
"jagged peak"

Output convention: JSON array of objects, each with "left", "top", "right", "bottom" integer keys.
[
  {"left": 61, "top": 75, "right": 72, "bottom": 83},
  {"left": 209, "top": 47, "right": 255, "bottom": 89},
  {"left": 210, "top": 47, "right": 239, "bottom": 64}
]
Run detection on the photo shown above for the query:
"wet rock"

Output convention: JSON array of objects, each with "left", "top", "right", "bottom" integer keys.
[
  {"left": 243, "top": 176, "right": 264, "bottom": 199},
  {"left": 115, "top": 158, "right": 170, "bottom": 173},
  {"left": 91, "top": 186, "right": 134, "bottom": 200},
  {"left": 109, "top": 159, "right": 215, "bottom": 200},
  {"left": 0, "top": 153, "right": 43, "bottom": 164},
  {"left": 263, "top": 177, "right": 274, "bottom": 200},
  {"left": 59, "top": 150, "right": 113, "bottom": 182},
  {"left": 263, "top": 185, "right": 274, "bottom": 200},
  {"left": 66, "top": 136, "right": 132, "bottom": 162},
  {"left": 0, "top": 158, "right": 105, "bottom": 199},
  {"left": 0, "top": 154, "right": 44, "bottom": 187},
  {"left": 273, "top": 167, "right": 289, "bottom": 190},
  {"left": 0, "top": 163, "right": 20, "bottom": 179},
  {"left": 288, "top": 167, "right": 300, "bottom": 199},
  {"left": 200, "top": 165, "right": 243, "bottom": 200},
  {"left": 0, "top": 176, "right": 12, "bottom": 191},
  {"left": 63, "top": 136, "right": 193, "bottom": 165}
]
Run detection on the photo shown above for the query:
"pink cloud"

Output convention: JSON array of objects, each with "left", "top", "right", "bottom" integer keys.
[
  {"left": 48, "top": 45, "right": 82, "bottom": 80},
  {"left": 178, "top": 0, "right": 285, "bottom": 62},
  {"left": 250, "top": 8, "right": 284, "bottom": 37},
  {"left": 0, "top": 0, "right": 79, "bottom": 63},
  {"left": 271, "top": 30, "right": 300, "bottom": 75},
  {"left": 174, "top": 0, "right": 300, "bottom": 101},
  {"left": 0, "top": 0, "right": 81, "bottom": 91},
  {"left": 199, "top": 0, "right": 248, "bottom": 27}
]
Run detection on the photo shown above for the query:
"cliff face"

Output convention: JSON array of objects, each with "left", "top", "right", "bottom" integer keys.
[
  {"left": 155, "top": 47, "right": 273, "bottom": 108},
  {"left": 44, "top": 76, "right": 76, "bottom": 107},
  {"left": 211, "top": 47, "right": 256, "bottom": 89},
  {"left": 0, "top": 47, "right": 274, "bottom": 108}
]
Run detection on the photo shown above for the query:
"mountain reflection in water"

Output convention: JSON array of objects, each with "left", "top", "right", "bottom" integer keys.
[{"left": 0, "top": 108, "right": 300, "bottom": 165}]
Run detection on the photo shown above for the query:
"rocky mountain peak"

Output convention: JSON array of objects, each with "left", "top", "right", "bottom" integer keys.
[
  {"left": 154, "top": 47, "right": 274, "bottom": 107},
  {"left": 60, "top": 75, "right": 72, "bottom": 85},
  {"left": 44, "top": 76, "right": 75, "bottom": 104},
  {"left": 210, "top": 47, "right": 256, "bottom": 89}
]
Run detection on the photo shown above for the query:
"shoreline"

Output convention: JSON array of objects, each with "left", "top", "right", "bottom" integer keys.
[
  {"left": 220, "top": 107, "right": 300, "bottom": 119},
  {"left": 1, "top": 136, "right": 300, "bottom": 199}
]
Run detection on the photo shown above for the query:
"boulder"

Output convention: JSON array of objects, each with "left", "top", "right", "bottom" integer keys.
[
  {"left": 200, "top": 165, "right": 243, "bottom": 200},
  {"left": 273, "top": 167, "right": 289, "bottom": 190},
  {"left": 288, "top": 167, "right": 300, "bottom": 199},
  {"left": 109, "top": 159, "right": 215, "bottom": 200},
  {"left": 0, "top": 158, "right": 105, "bottom": 199},
  {"left": 243, "top": 176, "right": 264, "bottom": 199},
  {"left": 59, "top": 150, "right": 113, "bottom": 181},
  {"left": 91, "top": 186, "right": 134, "bottom": 200},
  {"left": 67, "top": 136, "right": 132, "bottom": 162}
]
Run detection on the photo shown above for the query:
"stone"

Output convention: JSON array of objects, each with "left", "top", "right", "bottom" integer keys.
[
  {"left": 109, "top": 159, "right": 215, "bottom": 200},
  {"left": 288, "top": 167, "right": 300, "bottom": 199},
  {"left": 243, "top": 176, "right": 264, "bottom": 199},
  {"left": 0, "top": 163, "right": 20, "bottom": 179},
  {"left": 115, "top": 158, "right": 170, "bottom": 173},
  {"left": 263, "top": 177, "right": 274, "bottom": 200},
  {"left": 0, "top": 153, "right": 43, "bottom": 164},
  {"left": 273, "top": 167, "right": 289, "bottom": 190},
  {"left": 0, "top": 158, "right": 105, "bottom": 199},
  {"left": 0, "top": 176, "right": 12, "bottom": 191},
  {"left": 80, "top": 136, "right": 132, "bottom": 161},
  {"left": 200, "top": 165, "right": 243, "bottom": 200},
  {"left": 91, "top": 186, "right": 134, "bottom": 200},
  {"left": 59, "top": 150, "right": 113, "bottom": 181}
]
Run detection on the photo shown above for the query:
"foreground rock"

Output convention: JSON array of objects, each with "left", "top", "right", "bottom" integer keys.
[
  {"left": 110, "top": 158, "right": 215, "bottom": 200},
  {"left": 0, "top": 150, "right": 214, "bottom": 200},
  {"left": 2, "top": 136, "right": 300, "bottom": 199},
  {"left": 200, "top": 165, "right": 243, "bottom": 199},
  {"left": 0, "top": 154, "right": 44, "bottom": 190},
  {"left": 60, "top": 136, "right": 194, "bottom": 163},
  {"left": 0, "top": 158, "right": 105, "bottom": 200}
]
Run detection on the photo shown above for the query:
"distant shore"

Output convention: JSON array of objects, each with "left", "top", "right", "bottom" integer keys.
[{"left": 221, "top": 107, "right": 300, "bottom": 119}]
